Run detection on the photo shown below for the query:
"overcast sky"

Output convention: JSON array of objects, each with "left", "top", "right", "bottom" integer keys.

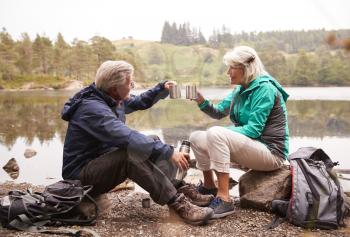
[{"left": 1, "top": 0, "right": 349, "bottom": 43}]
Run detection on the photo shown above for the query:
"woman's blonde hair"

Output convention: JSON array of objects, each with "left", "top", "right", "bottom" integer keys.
[
  {"left": 223, "top": 46, "right": 268, "bottom": 84},
  {"left": 95, "top": 60, "right": 134, "bottom": 92}
]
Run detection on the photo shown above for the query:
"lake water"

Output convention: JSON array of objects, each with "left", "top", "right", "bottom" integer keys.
[{"left": 0, "top": 87, "right": 349, "bottom": 188}]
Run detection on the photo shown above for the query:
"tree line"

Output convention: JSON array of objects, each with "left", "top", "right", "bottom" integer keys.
[
  {"left": 161, "top": 21, "right": 207, "bottom": 46},
  {"left": 0, "top": 28, "right": 142, "bottom": 84},
  {"left": 161, "top": 22, "right": 350, "bottom": 53},
  {"left": 0, "top": 26, "right": 349, "bottom": 88}
]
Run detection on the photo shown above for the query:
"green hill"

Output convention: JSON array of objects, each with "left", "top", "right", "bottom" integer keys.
[{"left": 113, "top": 40, "right": 237, "bottom": 86}]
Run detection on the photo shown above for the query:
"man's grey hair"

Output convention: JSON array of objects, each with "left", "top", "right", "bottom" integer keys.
[
  {"left": 223, "top": 46, "right": 268, "bottom": 84},
  {"left": 95, "top": 60, "right": 134, "bottom": 92}
]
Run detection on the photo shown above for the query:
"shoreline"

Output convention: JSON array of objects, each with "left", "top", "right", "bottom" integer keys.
[{"left": 1, "top": 84, "right": 350, "bottom": 93}]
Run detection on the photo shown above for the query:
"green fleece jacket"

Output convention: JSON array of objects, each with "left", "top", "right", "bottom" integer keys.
[{"left": 199, "top": 75, "right": 289, "bottom": 159}]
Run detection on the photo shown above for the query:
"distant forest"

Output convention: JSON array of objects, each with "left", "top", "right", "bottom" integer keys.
[
  {"left": 0, "top": 24, "right": 350, "bottom": 89},
  {"left": 161, "top": 21, "right": 350, "bottom": 53}
]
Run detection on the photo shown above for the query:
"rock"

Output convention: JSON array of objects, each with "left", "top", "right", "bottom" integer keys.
[
  {"left": 24, "top": 148, "right": 37, "bottom": 158},
  {"left": 20, "top": 82, "right": 35, "bottom": 90},
  {"left": 111, "top": 179, "right": 135, "bottom": 192},
  {"left": 215, "top": 177, "right": 238, "bottom": 190},
  {"left": 239, "top": 166, "right": 291, "bottom": 212},
  {"left": 63, "top": 80, "right": 83, "bottom": 90},
  {"left": 2, "top": 158, "right": 20, "bottom": 179}
]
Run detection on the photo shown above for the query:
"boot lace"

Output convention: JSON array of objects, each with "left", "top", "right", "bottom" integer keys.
[{"left": 209, "top": 197, "right": 222, "bottom": 209}]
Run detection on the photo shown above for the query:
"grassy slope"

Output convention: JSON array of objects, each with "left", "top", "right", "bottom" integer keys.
[{"left": 113, "top": 39, "right": 230, "bottom": 86}]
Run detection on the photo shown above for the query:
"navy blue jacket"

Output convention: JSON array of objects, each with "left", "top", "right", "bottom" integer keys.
[{"left": 61, "top": 82, "right": 174, "bottom": 179}]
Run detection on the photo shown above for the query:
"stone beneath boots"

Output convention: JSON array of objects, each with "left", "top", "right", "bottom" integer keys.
[
  {"left": 239, "top": 166, "right": 291, "bottom": 212},
  {"left": 177, "top": 184, "right": 214, "bottom": 207},
  {"left": 168, "top": 193, "right": 213, "bottom": 225}
]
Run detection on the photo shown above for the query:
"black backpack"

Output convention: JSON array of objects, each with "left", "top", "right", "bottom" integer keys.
[
  {"left": 269, "top": 147, "right": 349, "bottom": 229},
  {"left": 0, "top": 180, "right": 99, "bottom": 236}
]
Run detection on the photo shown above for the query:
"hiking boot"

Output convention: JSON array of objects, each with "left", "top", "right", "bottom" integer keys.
[
  {"left": 177, "top": 184, "right": 214, "bottom": 207},
  {"left": 196, "top": 181, "right": 218, "bottom": 196},
  {"left": 208, "top": 197, "right": 235, "bottom": 219},
  {"left": 168, "top": 193, "right": 213, "bottom": 225}
]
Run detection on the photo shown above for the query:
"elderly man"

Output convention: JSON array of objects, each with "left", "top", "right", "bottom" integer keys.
[{"left": 61, "top": 60, "right": 213, "bottom": 225}]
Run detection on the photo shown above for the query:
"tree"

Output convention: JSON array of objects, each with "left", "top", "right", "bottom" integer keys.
[
  {"left": 160, "top": 21, "right": 172, "bottom": 44},
  {"left": 90, "top": 36, "right": 115, "bottom": 65},
  {"left": 260, "top": 47, "right": 288, "bottom": 84},
  {"left": 292, "top": 50, "right": 317, "bottom": 86},
  {"left": 0, "top": 28, "right": 17, "bottom": 80},
  {"left": 32, "top": 34, "right": 53, "bottom": 74},
  {"left": 70, "top": 39, "right": 94, "bottom": 80},
  {"left": 53, "top": 33, "right": 70, "bottom": 77},
  {"left": 170, "top": 22, "right": 178, "bottom": 45},
  {"left": 197, "top": 29, "right": 206, "bottom": 45},
  {"left": 316, "top": 48, "right": 349, "bottom": 85},
  {"left": 16, "top": 33, "right": 33, "bottom": 74},
  {"left": 208, "top": 29, "right": 219, "bottom": 48}
]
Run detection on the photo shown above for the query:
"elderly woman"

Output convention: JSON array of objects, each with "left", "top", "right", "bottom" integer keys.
[{"left": 190, "top": 46, "right": 289, "bottom": 219}]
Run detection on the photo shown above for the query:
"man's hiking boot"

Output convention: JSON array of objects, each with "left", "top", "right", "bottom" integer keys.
[
  {"left": 208, "top": 197, "right": 235, "bottom": 219},
  {"left": 196, "top": 181, "right": 218, "bottom": 196},
  {"left": 168, "top": 193, "right": 213, "bottom": 225},
  {"left": 177, "top": 184, "right": 214, "bottom": 207}
]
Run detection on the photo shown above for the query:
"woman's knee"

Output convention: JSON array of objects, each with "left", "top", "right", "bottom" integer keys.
[
  {"left": 207, "top": 126, "right": 227, "bottom": 143},
  {"left": 189, "top": 130, "right": 206, "bottom": 147}
]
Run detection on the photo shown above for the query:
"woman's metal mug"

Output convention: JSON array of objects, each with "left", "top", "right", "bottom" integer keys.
[
  {"left": 186, "top": 85, "right": 198, "bottom": 100},
  {"left": 169, "top": 85, "right": 181, "bottom": 99}
]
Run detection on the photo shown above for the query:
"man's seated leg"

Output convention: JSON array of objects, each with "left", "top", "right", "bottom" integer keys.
[
  {"left": 79, "top": 149, "right": 129, "bottom": 197},
  {"left": 122, "top": 150, "right": 214, "bottom": 225},
  {"left": 78, "top": 149, "right": 130, "bottom": 217},
  {"left": 150, "top": 156, "right": 214, "bottom": 207},
  {"left": 79, "top": 148, "right": 213, "bottom": 225}
]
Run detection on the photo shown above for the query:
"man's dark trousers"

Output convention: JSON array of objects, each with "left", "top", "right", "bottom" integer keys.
[{"left": 79, "top": 148, "right": 178, "bottom": 205}]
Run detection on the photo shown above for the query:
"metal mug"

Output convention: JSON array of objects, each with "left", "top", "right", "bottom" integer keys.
[
  {"left": 169, "top": 85, "right": 181, "bottom": 99},
  {"left": 142, "top": 198, "right": 150, "bottom": 208},
  {"left": 186, "top": 85, "right": 198, "bottom": 100}
]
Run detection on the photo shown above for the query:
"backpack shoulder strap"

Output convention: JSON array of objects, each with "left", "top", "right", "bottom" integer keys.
[{"left": 266, "top": 215, "right": 286, "bottom": 229}]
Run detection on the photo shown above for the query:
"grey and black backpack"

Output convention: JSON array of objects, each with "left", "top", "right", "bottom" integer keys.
[
  {"left": 269, "top": 147, "right": 349, "bottom": 229},
  {"left": 0, "top": 180, "right": 99, "bottom": 236}
]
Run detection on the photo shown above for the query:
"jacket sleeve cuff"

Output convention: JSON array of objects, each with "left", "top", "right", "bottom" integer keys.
[
  {"left": 164, "top": 145, "right": 174, "bottom": 160},
  {"left": 198, "top": 99, "right": 209, "bottom": 110},
  {"left": 159, "top": 81, "right": 168, "bottom": 89}
]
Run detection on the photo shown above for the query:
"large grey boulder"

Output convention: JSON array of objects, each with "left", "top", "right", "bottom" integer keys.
[
  {"left": 239, "top": 166, "right": 291, "bottom": 212},
  {"left": 2, "top": 158, "right": 20, "bottom": 179}
]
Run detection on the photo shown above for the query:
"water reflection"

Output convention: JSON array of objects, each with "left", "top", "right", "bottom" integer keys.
[{"left": 0, "top": 90, "right": 349, "bottom": 185}]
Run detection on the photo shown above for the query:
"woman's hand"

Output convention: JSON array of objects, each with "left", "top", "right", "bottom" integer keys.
[
  {"left": 170, "top": 151, "right": 189, "bottom": 171},
  {"left": 164, "top": 81, "right": 177, "bottom": 90},
  {"left": 193, "top": 91, "right": 205, "bottom": 105}
]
